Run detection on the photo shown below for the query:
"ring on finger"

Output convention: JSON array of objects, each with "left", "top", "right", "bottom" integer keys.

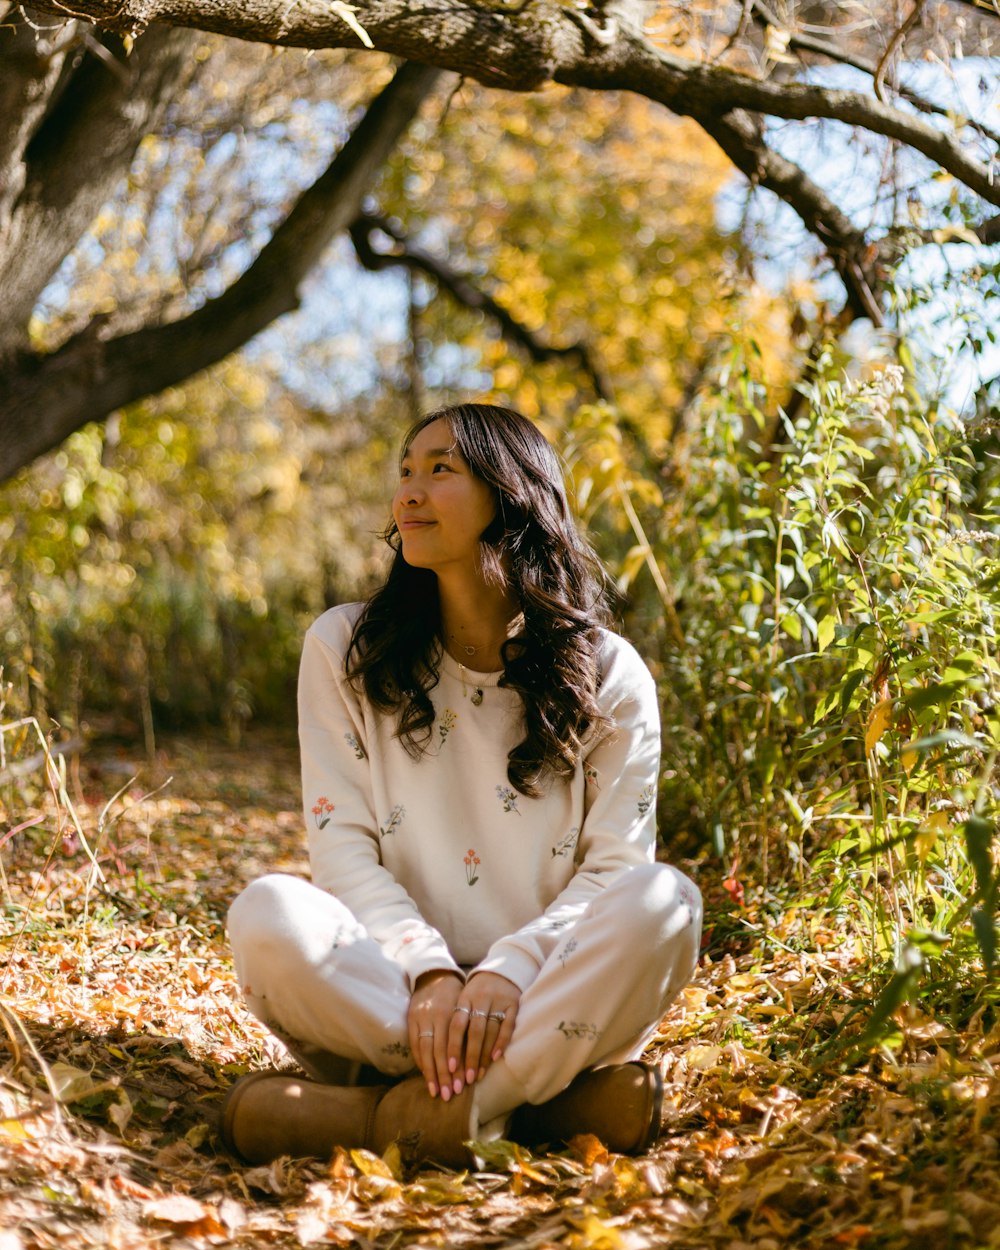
[
  {"left": 488, "top": 1011, "right": 506, "bottom": 1021},
  {"left": 453, "top": 1005, "right": 471, "bottom": 1015},
  {"left": 418, "top": 1030, "right": 434, "bottom": 1038},
  {"left": 471, "top": 1010, "right": 490, "bottom": 1019}
]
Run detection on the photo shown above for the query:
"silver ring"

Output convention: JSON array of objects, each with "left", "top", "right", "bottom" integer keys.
[
  {"left": 471, "top": 1010, "right": 489, "bottom": 1019},
  {"left": 452, "top": 1005, "right": 471, "bottom": 1015},
  {"left": 418, "top": 1031, "right": 434, "bottom": 1038},
  {"left": 489, "top": 1011, "right": 506, "bottom": 1022}
]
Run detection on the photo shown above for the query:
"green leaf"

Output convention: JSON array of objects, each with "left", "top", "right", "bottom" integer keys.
[
  {"left": 972, "top": 908, "right": 997, "bottom": 973},
  {"left": 903, "top": 681, "right": 970, "bottom": 713},
  {"left": 963, "top": 815, "right": 995, "bottom": 900}
]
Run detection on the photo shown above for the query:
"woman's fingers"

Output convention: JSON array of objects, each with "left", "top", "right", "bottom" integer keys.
[
  {"left": 446, "top": 1005, "right": 471, "bottom": 1087},
  {"left": 407, "top": 970, "right": 463, "bottom": 1098}
]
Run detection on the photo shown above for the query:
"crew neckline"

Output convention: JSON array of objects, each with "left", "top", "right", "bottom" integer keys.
[{"left": 438, "top": 648, "right": 505, "bottom": 688}]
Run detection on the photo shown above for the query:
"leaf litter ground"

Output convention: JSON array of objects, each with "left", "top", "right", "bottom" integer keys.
[{"left": 1, "top": 730, "right": 999, "bottom": 1249}]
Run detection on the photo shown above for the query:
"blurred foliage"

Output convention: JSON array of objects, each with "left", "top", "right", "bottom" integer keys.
[
  {"left": 0, "top": 361, "right": 399, "bottom": 743},
  {"left": 378, "top": 82, "right": 802, "bottom": 434}
]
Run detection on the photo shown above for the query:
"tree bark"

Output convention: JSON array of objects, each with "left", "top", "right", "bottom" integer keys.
[{"left": 0, "top": 17, "right": 196, "bottom": 361}]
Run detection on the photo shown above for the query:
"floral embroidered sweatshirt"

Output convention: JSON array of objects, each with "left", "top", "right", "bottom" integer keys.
[{"left": 299, "top": 603, "right": 660, "bottom": 994}]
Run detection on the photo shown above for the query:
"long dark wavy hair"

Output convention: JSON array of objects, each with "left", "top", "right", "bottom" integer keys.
[{"left": 346, "top": 403, "right": 611, "bottom": 797}]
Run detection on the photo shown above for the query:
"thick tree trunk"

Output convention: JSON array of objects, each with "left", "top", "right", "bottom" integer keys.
[{"left": 0, "top": 16, "right": 196, "bottom": 361}]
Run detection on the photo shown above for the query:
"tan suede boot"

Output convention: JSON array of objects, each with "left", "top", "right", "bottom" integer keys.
[
  {"left": 509, "top": 1061, "right": 663, "bottom": 1154},
  {"left": 221, "top": 1070, "right": 476, "bottom": 1169}
]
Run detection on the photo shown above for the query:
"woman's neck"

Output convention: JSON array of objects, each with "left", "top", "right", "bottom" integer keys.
[{"left": 437, "top": 574, "right": 518, "bottom": 673}]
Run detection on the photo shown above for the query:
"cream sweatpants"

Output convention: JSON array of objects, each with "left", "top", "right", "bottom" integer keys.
[{"left": 227, "top": 862, "right": 701, "bottom": 1126}]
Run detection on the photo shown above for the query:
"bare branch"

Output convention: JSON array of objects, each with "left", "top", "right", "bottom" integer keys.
[
  {"left": 698, "top": 107, "right": 884, "bottom": 324},
  {"left": 349, "top": 212, "right": 613, "bottom": 400},
  {"left": 750, "top": 0, "right": 1000, "bottom": 148},
  {"left": 873, "top": 0, "right": 923, "bottom": 103}
]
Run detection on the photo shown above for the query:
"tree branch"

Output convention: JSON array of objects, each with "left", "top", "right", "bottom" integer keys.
[
  {"left": 0, "top": 60, "right": 447, "bottom": 481},
  {"left": 562, "top": 35, "right": 1000, "bottom": 210},
  {"left": 749, "top": 0, "right": 1000, "bottom": 149},
  {"left": 349, "top": 211, "right": 613, "bottom": 400}
]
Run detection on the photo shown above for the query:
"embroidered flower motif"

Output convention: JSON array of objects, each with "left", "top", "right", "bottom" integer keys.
[
  {"left": 551, "top": 827, "right": 580, "bottom": 859},
  {"left": 311, "top": 796, "right": 335, "bottom": 830},
  {"left": 471, "top": 688, "right": 484, "bottom": 706},
  {"left": 382, "top": 1040, "right": 411, "bottom": 1058},
  {"left": 463, "top": 848, "right": 482, "bottom": 886},
  {"left": 557, "top": 937, "right": 578, "bottom": 969},
  {"left": 637, "top": 784, "right": 655, "bottom": 816},
  {"left": 439, "top": 708, "right": 457, "bottom": 744},
  {"left": 344, "top": 731, "right": 366, "bottom": 760},
  {"left": 379, "top": 805, "right": 405, "bottom": 838},
  {"left": 496, "top": 785, "right": 520, "bottom": 814},
  {"left": 584, "top": 763, "right": 600, "bottom": 790},
  {"left": 556, "top": 1020, "right": 599, "bottom": 1041}
]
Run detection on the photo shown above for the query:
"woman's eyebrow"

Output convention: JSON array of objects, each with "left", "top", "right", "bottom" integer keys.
[{"left": 401, "top": 445, "right": 458, "bottom": 461}]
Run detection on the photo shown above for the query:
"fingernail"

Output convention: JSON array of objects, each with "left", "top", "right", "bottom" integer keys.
[
  {"left": 448, "top": 1057, "right": 457, "bottom": 1073},
  {"left": 478, "top": 1066, "right": 486, "bottom": 1080},
  {"left": 466, "top": 1068, "right": 476, "bottom": 1084},
  {"left": 440, "top": 1086, "right": 451, "bottom": 1102},
  {"left": 492, "top": 1048, "right": 503, "bottom": 1061},
  {"left": 427, "top": 1082, "right": 437, "bottom": 1097},
  {"left": 453, "top": 1077, "right": 464, "bottom": 1094}
]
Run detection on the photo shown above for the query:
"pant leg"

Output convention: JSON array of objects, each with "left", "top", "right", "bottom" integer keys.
[
  {"left": 227, "top": 873, "right": 415, "bottom": 1077},
  {"left": 473, "top": 862, "right": 701, "bottom": 1124}
]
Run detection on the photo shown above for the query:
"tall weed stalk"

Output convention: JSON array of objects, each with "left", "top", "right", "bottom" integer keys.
[{"left": 565, "top": 349, "right": 999, "bottom": 1035}]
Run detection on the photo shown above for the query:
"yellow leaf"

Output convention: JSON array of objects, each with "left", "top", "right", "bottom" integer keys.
[
  {"left": 0, "top": 1119, "right": 31, "bottom": 1141},
  {"left": 865, "top": 698, "right": 894, "bottom": 754},
  {"left": 49, "top": 1061, "right": 100, "bottom": 1104},
  {"left": 686, "top": 1044, "right": 723, "bottom": 1071},
  {"left": 349, "top": 1148, "right": 395, "bottom": 1178},
  {"left": 108, "top": 1090, "right": 133, "bottom": 1135},
  {"left": 328, "top": 0, "right": 374, "bottom": 47},
  {"left": 916, "top": 811, "right": 949, "bottom": 864}
]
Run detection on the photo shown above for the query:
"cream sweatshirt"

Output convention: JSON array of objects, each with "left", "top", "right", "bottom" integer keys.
[{"left": 298, "top": 603, "right": 660, "bottom": 993}]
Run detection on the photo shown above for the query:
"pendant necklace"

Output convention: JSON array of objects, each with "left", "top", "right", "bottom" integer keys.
[{"left": 458, "top": 661, "right": 485, "bottom": 705}]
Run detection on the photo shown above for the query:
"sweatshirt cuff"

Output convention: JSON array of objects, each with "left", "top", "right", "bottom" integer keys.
[
  {"left": 385, "top": 926, "right": 464, "bottom": 989},
  {"left": 470, "top": 944, "right": 543, "bottom": 994}
]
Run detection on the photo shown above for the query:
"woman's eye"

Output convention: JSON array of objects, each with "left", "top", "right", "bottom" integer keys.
[{"left": 432, "top": 463, "right": 451, "bottom": 473}]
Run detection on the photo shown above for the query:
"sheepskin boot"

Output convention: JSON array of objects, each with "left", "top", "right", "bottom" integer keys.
[
  {"left": 220, "top": 1071, "right": 476, "bottom": 1169},
  {"left": 509, "top": 1061, "right": 663, "bottom": 1154}
]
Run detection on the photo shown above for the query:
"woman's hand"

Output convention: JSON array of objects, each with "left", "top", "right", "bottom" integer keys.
[
  {"left": 446, "top": 971, "right": 521, "bottom": 1091},
  {"left": 407, "top": 969, "right": 464, "bottom": 1100}
]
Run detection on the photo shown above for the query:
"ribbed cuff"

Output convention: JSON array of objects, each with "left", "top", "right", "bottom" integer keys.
[{"left": 470, "top": 945, "right": 541, "bottom": 994}]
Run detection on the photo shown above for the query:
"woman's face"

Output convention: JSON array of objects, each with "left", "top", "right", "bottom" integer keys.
[{"left": 391, "top": 419, "right": 498, "bottom": 578}]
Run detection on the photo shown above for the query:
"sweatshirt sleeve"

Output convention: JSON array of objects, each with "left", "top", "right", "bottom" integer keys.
[
  {"left": 299, "top": 614, "right": 463, "bottom": 988},
  {"left": 471, "top": 635, "right": 660, "bottom": 992}
]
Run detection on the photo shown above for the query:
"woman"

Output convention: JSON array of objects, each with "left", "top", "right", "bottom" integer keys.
[{"left": 223, "top": 403, "right": 702, "bottom": 1168}]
